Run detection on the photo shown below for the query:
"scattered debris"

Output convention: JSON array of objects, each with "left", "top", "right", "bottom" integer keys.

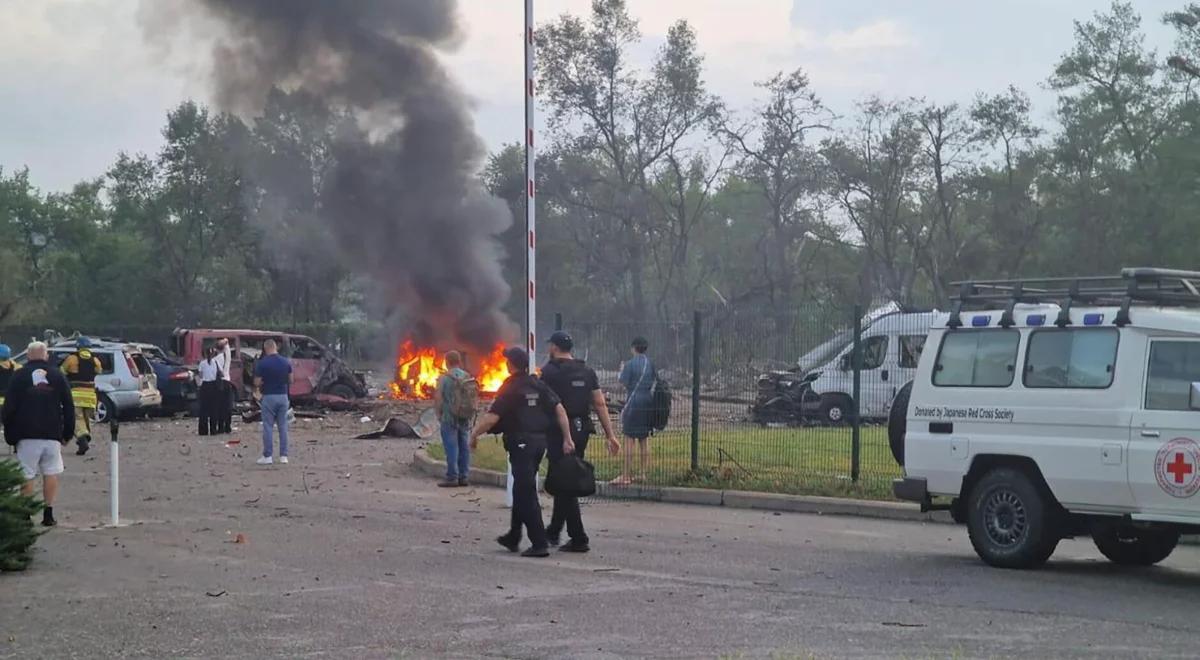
[
  {"left": 360, "top": 416, "right": 373, "bottom": 424},
  {"left": 355, "top": 417, "right": 420, "bottom": 440},
  {"left": 314, "top": 393, "right": 356, "bottom": 411},
  {"left": 205, "top": 590, "right": 227, "bottom": 598}
]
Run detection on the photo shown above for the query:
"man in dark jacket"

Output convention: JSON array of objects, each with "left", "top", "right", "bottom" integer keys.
[
  {"left": 2, "top": 341, "right": 76, "bottom": 527},
  {"left": 470, "top": 347, "right": 575, "bottom": 558},
  {"left": 540, "top": 331, "right": 620, "bottom": 552}
]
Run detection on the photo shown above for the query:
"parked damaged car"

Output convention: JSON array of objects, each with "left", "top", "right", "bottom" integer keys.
[
  {"left": 172, "top": 328, "right": 368, "bottom": 402},
  {"left": 751, "top": 308, "right": 940, "bottom": 426}
]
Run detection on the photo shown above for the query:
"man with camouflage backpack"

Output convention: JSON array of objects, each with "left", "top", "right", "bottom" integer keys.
[{"left": 434, "top": 350, "right": 477, "bottom": 487}]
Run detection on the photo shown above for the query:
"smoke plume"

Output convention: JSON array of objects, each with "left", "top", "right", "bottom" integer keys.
[{"left": 142, "top": 0, "right": 517, "bottom": 351}]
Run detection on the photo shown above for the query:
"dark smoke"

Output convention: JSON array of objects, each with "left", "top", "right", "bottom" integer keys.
[{"left": 142, "top": 0, "right": 517, "bottom": 351}]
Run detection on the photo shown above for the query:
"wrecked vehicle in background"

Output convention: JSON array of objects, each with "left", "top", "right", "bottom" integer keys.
[
  {"left": 751, "top": 307, "right": 941, "bottom": 426},
  {"left": 172, "top": 328, "right": 368, "bottom": 402}
]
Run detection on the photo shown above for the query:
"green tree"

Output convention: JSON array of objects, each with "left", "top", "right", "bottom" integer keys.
[
  {"left": 0, "top": 459, "right": 42, "bottom": 571},
  {"left": 538, "top": 0, "right": 721, "bottom": 321}
]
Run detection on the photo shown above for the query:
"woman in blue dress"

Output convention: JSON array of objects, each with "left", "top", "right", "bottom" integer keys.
[{"left": 615, "top": 337, "right": 655, "bottom": 484}]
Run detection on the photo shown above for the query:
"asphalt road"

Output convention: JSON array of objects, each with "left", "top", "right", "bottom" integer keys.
[{"left": 2, "top": 415, "right": 1198, "bottom": 659}]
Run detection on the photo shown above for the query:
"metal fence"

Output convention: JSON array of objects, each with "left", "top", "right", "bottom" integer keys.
[{"left": 557, "top": 304, "right": 939, "bottom": 499}]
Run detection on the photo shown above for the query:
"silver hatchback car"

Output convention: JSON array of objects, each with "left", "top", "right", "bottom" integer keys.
[{"left": 15, "top": 339, "right": 163, "bottom": 422}]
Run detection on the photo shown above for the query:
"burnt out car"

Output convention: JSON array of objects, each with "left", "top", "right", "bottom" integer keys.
[
  {"left": 172, "top": 328, "right": 367, "bottom": 401},
  {"left": 750, "top": 369, "right": 819, "bottom": 425}
]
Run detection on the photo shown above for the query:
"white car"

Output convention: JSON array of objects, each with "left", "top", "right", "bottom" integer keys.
[
  {"left": 893, "top": 268, "right": 1200, "bottom": 569},
  {"left": 15, "top": 338, "right": 162, "bottom": 422}
]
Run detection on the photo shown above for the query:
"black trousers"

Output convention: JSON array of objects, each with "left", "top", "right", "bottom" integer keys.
[
  {"left": 198, "top": 381, "right": 222, "bottom": 435},
  {"left": 506, "top": 438, "right": 548, "bottom": 549},
  {"left": 547, "top": 424, "right": 591, "bottom": 543},
  {"left": 215, "top": 381, "right": 234, "bottom": 434}
]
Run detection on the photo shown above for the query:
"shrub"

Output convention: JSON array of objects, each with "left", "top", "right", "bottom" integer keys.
[{"left": 0, "top": 458, "right": 42, "bottom": 571}]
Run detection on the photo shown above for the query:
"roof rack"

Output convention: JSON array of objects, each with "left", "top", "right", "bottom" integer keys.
[{"left": 946, "top": 268, "right": 1200, "bottom": 328}]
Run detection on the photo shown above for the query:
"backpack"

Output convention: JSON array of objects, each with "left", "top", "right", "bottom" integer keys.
[
  {"left": 448, "top": 371, "right": 479, "bottom": 422},
  {"left": 650, "top": 377, "right": 672, "bottom": 432}
]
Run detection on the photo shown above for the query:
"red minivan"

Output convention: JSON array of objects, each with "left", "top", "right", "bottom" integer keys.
[{"left": 172, "top": 329, "right": 368, "bottom": 401}]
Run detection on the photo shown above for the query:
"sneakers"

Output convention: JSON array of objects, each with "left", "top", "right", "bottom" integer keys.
[
  {"left": 75, "top": 435, "right": 91, "bottom": 456},
  {"left": 560, "top": 540, "right": 590, "bottom": 553},
  {"left": 256, "top": 456, "right": 274, "bottom": 466},
  {"left": 496, "top": 534, "right": 520, "bottom": 553},
  {"left": 521, "top": 546, "right": 551, "bottom": 558},
  {"left": 279, "top": 456, "right": 289, "bottom": 465}
]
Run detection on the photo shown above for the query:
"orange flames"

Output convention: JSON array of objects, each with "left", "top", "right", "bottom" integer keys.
[{"left": 388, "top": 340, "right": 511, "bottom": 399}]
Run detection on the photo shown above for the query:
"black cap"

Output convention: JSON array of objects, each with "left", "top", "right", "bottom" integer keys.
[
  {"left": 502, "top": 346, "right": 530, "bottom": 371},
  {"left": 547, "top": 331, "right": 573, "bottom": 351}
]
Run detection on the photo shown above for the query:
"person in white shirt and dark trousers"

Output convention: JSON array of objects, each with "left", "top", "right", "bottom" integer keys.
[
  {"left": 196, "top": 347, "right": 223, "bottom": 436},
  {"left": 212, "top": 338, "right": 234, "bottom": 434}
]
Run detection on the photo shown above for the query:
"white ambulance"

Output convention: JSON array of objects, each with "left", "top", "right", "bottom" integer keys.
[{"left": 893, "top": 268, "right": 1200, "bottom": 568}]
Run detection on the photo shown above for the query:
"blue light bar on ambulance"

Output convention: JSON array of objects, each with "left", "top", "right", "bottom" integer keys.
[
  {"left": 1027, "top": 314, "right": 1046, "bottom": 326},
  {"left": 972, "top": 315, "right": 991, "bottom": 327},
  {"left": 1083, "top": 313, "right": 1104, "bottom": 326}
]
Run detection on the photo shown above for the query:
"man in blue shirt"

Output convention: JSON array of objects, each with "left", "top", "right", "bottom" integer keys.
[{"left": 253, "top": 339, "right": 293, "bottom": 466}]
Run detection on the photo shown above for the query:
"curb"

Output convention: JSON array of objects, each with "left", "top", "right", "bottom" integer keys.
[{"left": 410, "top": 448, "right": 951, "bottom": 524}]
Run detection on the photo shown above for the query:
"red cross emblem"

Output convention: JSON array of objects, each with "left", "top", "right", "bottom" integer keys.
[
  {"left": 1167, "top": 452, "right": 1193, "bottom": 484},
  {"left": 1155, "top": 438, "right": 1200, "bottom": 498}
]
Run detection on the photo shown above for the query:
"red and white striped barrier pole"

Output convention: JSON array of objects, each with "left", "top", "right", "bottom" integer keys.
[
  {"left": 509, "top": 0, "right": 537, "bottom": 508},
  {"left": 524, "top": 0, "right": 537, "bottom": 360}
]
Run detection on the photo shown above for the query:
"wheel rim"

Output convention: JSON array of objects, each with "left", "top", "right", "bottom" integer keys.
[
  {"left": 828, "top": 406, "right": 843, "bottom": 422},
  {"left": 983, "top": 488, "right": 1028, "bottom": 548},
  {"left": 93, "top": 401, "right": 108, "bottom": 422}
]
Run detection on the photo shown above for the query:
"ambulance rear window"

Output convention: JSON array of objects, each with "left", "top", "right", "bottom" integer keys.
[
  {"left": 1024, "top": 329, "right": 1118, "bottom": 389},
  {"left": 933, "top": 330, "right": 1019, "bottom": 388}
]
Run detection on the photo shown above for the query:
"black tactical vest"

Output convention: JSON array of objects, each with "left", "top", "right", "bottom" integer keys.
[
  {"left": 71, "top": 350, "right": 98, "bottom": 386},
  {"left": 0, "top": 361, "right": 16, "bottom": 394},
  {"left": 542, "top": 359, "right": 595, "bottom": 428}
]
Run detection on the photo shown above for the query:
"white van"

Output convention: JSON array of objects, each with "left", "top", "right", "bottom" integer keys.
[
  {"left": 804, "top": 310, "right": 943, "bottom": 424},
  {"left": 894, "top": 268, "right": 1200, "bottom": 569}
]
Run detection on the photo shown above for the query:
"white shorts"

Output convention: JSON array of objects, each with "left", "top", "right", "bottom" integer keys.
[{"left": 16, "top": 439, "right": 65, "bottom": 480}]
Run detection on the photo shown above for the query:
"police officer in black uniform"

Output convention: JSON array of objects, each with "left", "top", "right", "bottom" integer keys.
[
  {"left": 540, "top": 331, "right": 620, "bottom": 552},
  {"left": 471, "top": 347, "right": 575, "bottom": 558}
]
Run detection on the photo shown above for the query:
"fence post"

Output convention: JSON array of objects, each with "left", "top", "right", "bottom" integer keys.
[
  {"left": 690, "top": 310, "right": 701, "bottom": 473},
  {"left": 554, "top": 312, "right": 563, "bottom": 332},
  {"left": 851, "top": 305, "right": 862, "bottom": 483}
]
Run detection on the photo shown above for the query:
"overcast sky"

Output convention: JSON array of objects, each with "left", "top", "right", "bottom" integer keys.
[{"left": 0, "top": 0, "right": 1180, "bottom": 192}]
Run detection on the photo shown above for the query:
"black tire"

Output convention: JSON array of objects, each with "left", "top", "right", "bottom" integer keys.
[
  {"left": 888, "top": 381, "right": 913, "bottom": 467},
  {"left": 966, "top": 467, "right": 1059, "bottom": 569},
  {"left": 93, "top": 394, "right": 115, "bottom": 424},
  {"left": 1092, "top": 523, "right": 1180, "bottom": 566},
  {"left": 819, "top": 395, "right": 852, "bottom": 426},
  {"left": 326, "top": 383, "right": 357, "bottom": 400}
]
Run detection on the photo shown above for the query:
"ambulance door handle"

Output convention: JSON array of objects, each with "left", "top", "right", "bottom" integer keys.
[{"left": 1141, "top": 430, "right": 1161, "bottom": 438}]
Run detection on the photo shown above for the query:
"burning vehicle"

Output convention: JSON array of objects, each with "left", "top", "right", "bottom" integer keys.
[{"left": 387, "top": 341, "right": 510, "bottom": 400}]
